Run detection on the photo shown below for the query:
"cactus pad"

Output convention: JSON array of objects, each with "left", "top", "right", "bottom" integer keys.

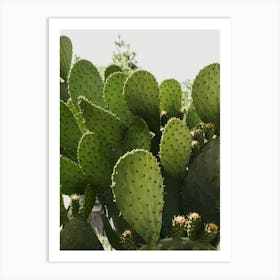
[
  {"left": 69, "top": 59, "right": 105, "bottom": 107},
  {"left": 60, "top": 35, "right": 72, "bottom": 81},
  {"left": 78, "top": 97, "right": 126, "bottom": 148},
  {"left": 81, "top": 186, "right": 96, "bottom": 220},
  {"left": 60, "top": 217, "right": 103, "bottom": 250},
  {"left": 104, "top": 72, "right": 133, "bottom": 125},
  {"left": 122, "top": 117, "right": 154, "bottom": 153},
  {"left": 192, "top": 63, "right": 220, "bottom": 128},
  {"left": 78, "top": 132, "right": 115, "bottom": 188},
  {"left": 111, "top": 149, "right": 164, "bottom": 245},
  {"left": 182, "top": 137, "right": 220, "bottom": 224},
  {"left": 124, "top": 70, "right": 160, "bottom": 133},
  {"left": 104, "top": 64, "right": 123, "bottom": 80},
  {"left": 60, "top": 101, "right": 82, "bottom": 162},
  {"left": 60, "top": 156, "right": 87, "bottom": 195},
  {"left": 185, "top": 103, "right": 202, "bottom": 129},
  {"left": 159, "top": 79, "right": 182, "bottom": 115},
  {"left": 159, "top": 118, "right": 192, "bottom": 179}
]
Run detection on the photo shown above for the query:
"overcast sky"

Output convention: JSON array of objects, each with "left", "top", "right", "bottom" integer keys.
[{"left": 61, "top": 30, "right": 219, "bottom": 83}]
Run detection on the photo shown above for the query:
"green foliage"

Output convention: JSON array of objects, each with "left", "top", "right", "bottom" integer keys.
[
  {"left": 60, "top": 156, "right": 87, "bottom": 195},
  {"left": 192, "top": 63, "right": 220, "bottom": 130},
  {"left": 104, "top": 72, "right": 133, "bottom": 125},
  {"left": 59, "top": 35, "right": 220, "bottom": 251},
  {"left": 159, "top": 118, "right": 192, "bottom": 179},
  {"left": 122, "top": 117, "right": 154, "bottom": 153},
  {"left": 60, "top": 101, "right": 82, "bottom": 162},
  {"left": 78, "top": 132, "right": 115, "bottom": 188},
  {"left": 60, "top": 217, "right": 104, "bottom": 250},
  {"left": 69, "top": 59, "right": 105, "bottom": 107},
  {"left": 159, "top": 79, "right": 182, "bottom": 116},
  {"left": 104, "top": 64, "right": 123, "bottom": 80},
  {"left": 60, "top": 35, "right": 72, "bottom": 81},
  {"left": 124, "top": 70, "right": 160, "bottom": 133},
  {"left": 182, "top": 137, "right": 220, "bottom": 224},
  {"left": 111, "top": 150, "right": 164, "bottom": 245},
  {"left": 78, "top": 96, "right": 126, "bottom": 149}
]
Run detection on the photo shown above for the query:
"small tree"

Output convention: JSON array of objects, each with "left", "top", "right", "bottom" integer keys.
[{"left": 112, "top": 34, "right": 138, "bottom": 74}]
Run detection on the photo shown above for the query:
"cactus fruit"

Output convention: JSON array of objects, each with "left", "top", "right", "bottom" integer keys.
[
  {"left": 78, "top": 132, "right": 115, "bottom": 188},
  {"left": 78, "top": 96, "right": 126, "bottom": 149},
  {"left": 69, "top": 194, "right": 80, "bottom": 217},
  {"left": 124, "top": 70, "right": 160, "bottom": 133},
  {"left": 81, "top": 186, "right": 96, "bottom": 220},
  {"left": 60, "top": 217, "right": 104, "bottom": 250},
  {"left": 104, "top": 64, "right": 123, "bottom": 80},
  {"left": 182, "top": 137, "right": 220, "bottom": 224},
  {"left": 104, "top": 72, "right": 133, "bottom": 125},
  {"left": 187, "top": 212, "right": 203, "bottom": 241},
  {"left": 60, "top": 156, "right": 87, "bottom": 195},
  {"left": 192, "top": 63, "right": 220, "bottom": 130},
  {"left": 200, "top": 223, "right": 218, "bottom": 243},
  {"left": 203, "top": 123, "right": 215, "bottom": 140},
  {"left": 69, "top": 59, "right": 105, "bottom": 107},
  {"left": 122, "top": 117, "right": 154, "bottom": 153},
  {"left": 159, "top": 118, "right": 192, "bottom": 179},
  {"left": 192, "top": 128, "right": 205, "bottom": 145},
  {"left": 171, "top": 215, "right": 187, "bottom": 239},
  {"left": 120, "top": 230, "right": 137, "bottom": 250},
  {"left": 60, "top": 101, "right": 82, "bottom": 162},
  {"left": 111, "top": 149, "right": 164, "bottom": 245},
  {"left": 60, "top": 35, "right": 72, "bottom": 81},
  {"left": 159, "top": 79, "right": 182, "bottom": 116}
]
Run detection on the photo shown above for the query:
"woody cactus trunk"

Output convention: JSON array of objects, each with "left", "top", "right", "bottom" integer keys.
[{"left": 59, "top": 35, "right": 220, "bottom": 250}]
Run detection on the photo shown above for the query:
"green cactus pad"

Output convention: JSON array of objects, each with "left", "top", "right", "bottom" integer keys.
[
  {"left": 104, "top": 64, "right": 123, "bottom": 81},
  {"left": 60, "top": 101, "right": 82, "bottom": 162},
  {"left": 124, "top": 70, "right": 160, "bottom": 133},
  {"left": 185, "top": 103, "right": 202, "bottom": 129},
  {"left": 60, "top": 217, "right": 104, "bottom": 250},
  {"left": 60, "top": 35, "right": 72, "bottom": 81},
  {"left": 104, "top": 72, "right": 133, "bottom": 125},
  {"left": 78, "top": 132, "right": 115, "bottom": 188},
  {"left": 60, "top": 156, "right": 87, "bottom": 195},
  {"left": 60, "top": 193, "right": 69, "bottom": 226},
  {"left": 182, "top": 137, "right": 220, "bottom": 224},
  {"left": 192, "top": 63, "right": 220, "bottom": 129},
  {"left": 78, "top": 97, "right": 126, "bottom": 148},
  {"left": 81, "top": 186, "right": 96, "bottom": 220},
  {"left": 68, "top": 59, "right": 105, "bottom": 107},
  {"left": 60, "top": 80, "right": 69, "bottom": 102},
  {"left": 122, "top": 117, "right": 154, "bottom": 153},
  {"left": 159, "top": 79, "right": 182, "bottom": 115},
  {"left": 111, "top": 149, "right": 164, "bottom": 245},
  {"left": 66, "top": 99, "right": 88, "bottom": 133},
  {"left": 159, "top": 118, "right": 192, "bottom": 179}
]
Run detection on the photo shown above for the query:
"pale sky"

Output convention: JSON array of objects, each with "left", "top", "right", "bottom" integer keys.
[{"left": 61, "top": 30, "right": 219, "bottom": 83}]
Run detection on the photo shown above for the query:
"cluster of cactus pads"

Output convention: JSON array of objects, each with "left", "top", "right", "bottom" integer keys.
[{"left": 59, "top": 35, "right": 220, "bottom": 250}]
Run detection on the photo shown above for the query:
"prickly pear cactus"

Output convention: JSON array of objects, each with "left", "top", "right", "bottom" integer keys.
[
  {"left": 60, "top": 217, "right": 104, "bottom": 250},
  {"left": 60, "top": 101, "right": 82, "bottom": 162},
  {"left": 124, "top": 70, "right": 160, "bottom": 133},
  {"left": 81, "top": 186, "right": 96, "bottom": 220},
  {"left": 69, "top": 59, "right": 105, "bottom": 107},
  {"left": 111, "top": 149, "right": 164, "bottom": 245},
  {"left": 182, "top": 137, "right": 220, "bottom": 224},
  {"left": 78, "top": 132, "right": 115, "bottom": 188},
  {"left": 160, "top": 118, "right": 192, "bottom": 179},
  {"left": 60, "top": 155, "right": 87, "bottom": 195},
  {"left": 159, "top": 79, "right": 182, "bottom": 116},
  {"left": 78, "top": 96, "right": 126, "bottom": 149},
  {"left": 122, "top": 117, "right": 154, "bottom": 153},
  {"left": 104, "top": 64, "right": 123, "bottom": 80},
  {"left": 192, "top": 63, "right": 220, "bottom": 130},
  {"left": 60, "top": 35, "right": 72, "bottom": 81},
  {"left": 104, "top": 72, "right": 133, "bottom": 125}
]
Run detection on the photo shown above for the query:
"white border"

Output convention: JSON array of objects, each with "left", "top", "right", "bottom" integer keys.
[{"left": 49, "top": 18, "right": 231, "bottom": 262}]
